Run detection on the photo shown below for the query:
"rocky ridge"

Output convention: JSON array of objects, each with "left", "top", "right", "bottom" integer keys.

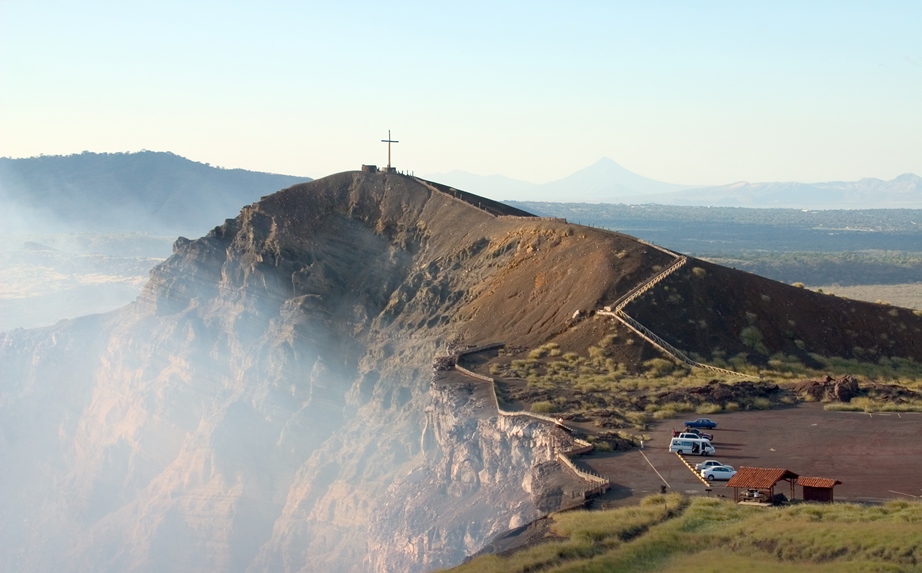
[
  {"left": 4, "top": 170, "right": 922, "bottom": 573},
  {"left": 0, "top": 171, "right": 669, "bottom": 572}
]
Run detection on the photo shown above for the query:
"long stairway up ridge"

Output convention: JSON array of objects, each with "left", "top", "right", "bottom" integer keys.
[{"left": 599, "top": 249, "right": 753, "bottom": 379}]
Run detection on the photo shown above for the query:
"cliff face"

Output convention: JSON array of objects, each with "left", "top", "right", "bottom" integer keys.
[{"left": 0, "top": 172, "right": 663, "bottom": 572}]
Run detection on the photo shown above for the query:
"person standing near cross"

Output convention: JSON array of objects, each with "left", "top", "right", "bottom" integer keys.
[{"left": 381, "top": 130, "right": 399, "bottom": 172}]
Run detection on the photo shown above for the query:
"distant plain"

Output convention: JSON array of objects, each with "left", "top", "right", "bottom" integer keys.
[{"left": 809, "top": 283, "right": 922, "bottom": 311}]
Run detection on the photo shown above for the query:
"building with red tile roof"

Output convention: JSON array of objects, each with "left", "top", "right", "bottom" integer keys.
[
  {"left": 726, "top": 467, "right": 799, "bottom": 502},
  {"left": 797, "top": 476, "right": 843, "bottom": 502}
]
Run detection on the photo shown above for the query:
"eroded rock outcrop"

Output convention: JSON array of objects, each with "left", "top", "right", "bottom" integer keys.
[
  {"left": 1, "top": 172, "right": 664, "bottom": 573},
  {"left": 795, "top": 375, "right": 861, "bottom": 403}
]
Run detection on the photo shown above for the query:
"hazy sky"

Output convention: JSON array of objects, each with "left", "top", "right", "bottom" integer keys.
[{"left": 1, "top": 1, "right": 920, "bottom": 185}]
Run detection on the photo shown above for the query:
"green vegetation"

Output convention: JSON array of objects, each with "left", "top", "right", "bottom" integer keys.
[
  {"left": 483, "top": 336, "right": 922, "bottom": 430},
  {"left": 489, "top": 335, "right": 794, "bottom": 431},
  {"left": 531, "top": 401, "right": 557, "bottom": 413},
  {"left": 739, "top": 326, "right": 767, "bottom": 354},
  {"left": 706, "top": 251, "right": 922, "bottom": 287},
  {"left": 824, "top": 396, "right": 922, "bottom": 412},
  {"left": 516, "top": 202, "right": 922, "bottom": 233},
  {"left": 811, "top": 355, "right": 922, "bottom": 388},
  {"left": 511, "top": 202, "right": 922, "bottom": 281},
  {"left": 443, "top": 495, "right": 922, "bottom": 573}
]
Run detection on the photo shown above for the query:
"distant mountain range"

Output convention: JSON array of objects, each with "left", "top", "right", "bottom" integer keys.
[
  {"left": 427, "top": 158, "right": 694, "bottom": 202},
  {"left": 0, "top": 151, "right": 311, "bottom": 236},
  {"left": 4, "top": 153, "right": 920, "bottom": 239},
  {"left": 427, "top": 158, "right": 922, "bottom": 209},
  {"left": 628, "top": 174, "right": 922, "bottom": 209}
]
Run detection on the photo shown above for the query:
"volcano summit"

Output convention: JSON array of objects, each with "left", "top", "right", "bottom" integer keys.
[{"left": 3, "top": 171, "right": 922, "bottom": 573}]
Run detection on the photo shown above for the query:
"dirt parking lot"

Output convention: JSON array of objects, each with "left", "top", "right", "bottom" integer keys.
[{"left": 577, "top": 403, "right": 922, "bottom": 505}]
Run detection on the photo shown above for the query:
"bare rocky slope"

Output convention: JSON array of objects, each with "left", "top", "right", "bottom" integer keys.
[
  {"left": 628, "top": 258, "right": 922, "bottom": 365},
  {"left": 3, "top": 171, "right": 921, "bottom": 573},
  {"left": 0, "top": 172, "right": 673, "bottom": 573}
]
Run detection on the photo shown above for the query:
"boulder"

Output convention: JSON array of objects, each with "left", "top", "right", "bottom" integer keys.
[{"left": 833, "top": 376, "right": 860, "bottom": 402}]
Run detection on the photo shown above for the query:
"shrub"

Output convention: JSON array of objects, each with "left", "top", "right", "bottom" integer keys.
[
  {"left": 588, "top": 346, "right": 607, "bottom": 360},
  {"left": 625, "top": 411, "right": 649, "bottom": 428},
  {"left": 691, "top": 267, "right": 706, "bottom": 278},
  {"left": 740, "top": 326, "right": 765, "bottom": 352},
  {"left": 657, "top": 401, "right": 695, "bottom": 413},
  {"left": 653, "top": 408, "right": 677, "bottom": 420},
  {"left": 792, "top": 282, "right": 805, "bottom": 288},
  {"left": 643, "top": 358, "right": 676, "bottom": 377},
  {"left": 824, "top": 401, "right": 866, "bottom": 412},
  {"left": 599, "top": 333, "right": 618, "bottom": 347},
  {"left": 531, "top": 401, "right": 556, "bottom": 413},
  {"left": 696, "top": 403, "right": 722, "bottom": 415}
]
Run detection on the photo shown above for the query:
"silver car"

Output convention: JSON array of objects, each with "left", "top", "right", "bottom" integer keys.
[
  {"left": 695, "top": 459, "right": 731, "bottom": 472},
  {"left": 701, "top": 465, "right": 737, "bottom": 481}
]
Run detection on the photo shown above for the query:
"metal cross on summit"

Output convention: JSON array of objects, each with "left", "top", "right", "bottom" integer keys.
[{"left": 381, "top": 130, "right": 399, "bottom": 171}]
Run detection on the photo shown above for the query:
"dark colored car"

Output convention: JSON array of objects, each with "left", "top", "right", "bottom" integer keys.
[{"left": 684, "top": 418, "right": 718, "bottom": 429}]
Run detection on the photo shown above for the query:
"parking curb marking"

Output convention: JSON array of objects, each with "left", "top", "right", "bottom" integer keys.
[
  {"left": 639, "top": 449, "right": 670, "bottom": 489},
  {"left": 676, "top": 453, "right": 712, "bottom": 486}
]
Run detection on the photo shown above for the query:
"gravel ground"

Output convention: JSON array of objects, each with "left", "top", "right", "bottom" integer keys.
[{"left": 578, "top": 402, "right": 922, "bottom": 506}]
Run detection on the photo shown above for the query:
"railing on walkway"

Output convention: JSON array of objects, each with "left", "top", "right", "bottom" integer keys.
[
  {"left": 497, "top": 215, "right": 568, "bottom": 223},
  {"left": 557, "top": 452, "right": 609, "bottom": 486},
  {"left": 451, "top": 344, "right": 610, "bottom": 494},
  {"left": 599, "top": 253, "right": 753, "bottom": 379},
  {"left": 437, "top": 223, "right": 758, "bottom": 503}
]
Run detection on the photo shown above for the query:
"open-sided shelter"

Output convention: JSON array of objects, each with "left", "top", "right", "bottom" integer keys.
[
  {"left": 726, "top": 467, "right": 799, "bottom": 502},
  {"left": 797, "top": 476, "right": 842, "bottom": 502}
]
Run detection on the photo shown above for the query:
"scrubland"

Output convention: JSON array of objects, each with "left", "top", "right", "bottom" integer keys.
[
  {"left": 479, "top": 323, "right": 922, "bottom": 435},
  {"left": 445, "top": 494, "right": 922, "bottom": 573}
]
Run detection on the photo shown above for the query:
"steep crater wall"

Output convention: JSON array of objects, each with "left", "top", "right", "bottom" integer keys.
[{"left": 1, "top": 172, "right": 677, "bottom": 573}]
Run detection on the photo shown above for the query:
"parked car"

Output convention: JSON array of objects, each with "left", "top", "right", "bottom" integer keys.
[
  {"left": 701, "top": 465, "right": 737, "bottom": 481},
  {"left": 678, "top": 432, "right": 712, "bottom": 443},
  {"left": 695, "top": 459, "right": 731, "bottom": 472},
  {"left": 685, "top": 418, "right": 718, "bottom": 429},
  {"left": 669, "top": 437, "right": 715, "bottom": 456},
  {"left": 681, "top": 428, "right": 714, "bottom": 441}
]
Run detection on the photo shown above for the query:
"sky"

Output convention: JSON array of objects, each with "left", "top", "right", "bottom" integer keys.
[{"left": 1, "top": 1, "right": 920, "bottom": 185}]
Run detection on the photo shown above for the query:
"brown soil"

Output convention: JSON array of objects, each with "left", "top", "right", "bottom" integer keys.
[
  {"left": 581, "top": 403, "right": 922, "bottom": 507},
  {"left": 629, "top": 258, "right": 922, "bottom": 366}
]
